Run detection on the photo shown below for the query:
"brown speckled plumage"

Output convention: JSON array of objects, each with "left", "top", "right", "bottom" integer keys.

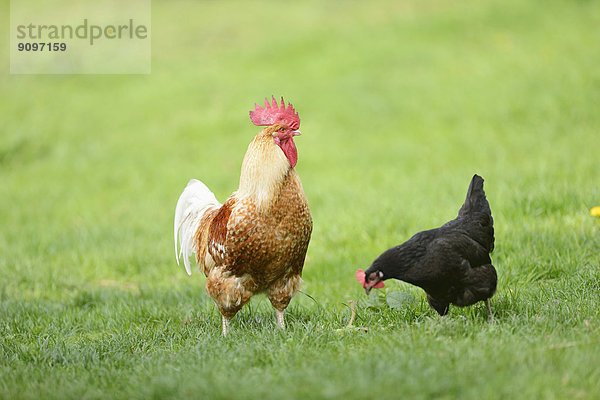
[{"left": 190, "top": 124, "right": 312, "bottom": 324}]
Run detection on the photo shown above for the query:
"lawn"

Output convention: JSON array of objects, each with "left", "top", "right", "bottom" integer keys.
[{"left": 1, "top": 0, "right": 599, "bottom": 399}]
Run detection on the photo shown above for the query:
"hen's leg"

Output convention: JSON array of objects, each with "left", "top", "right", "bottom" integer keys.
[
  {"left": 427, "top": 294, "right": 449, "bottom": 316},
  {"left": 485, "top": 299, "right": 495, "bottom": 323}
]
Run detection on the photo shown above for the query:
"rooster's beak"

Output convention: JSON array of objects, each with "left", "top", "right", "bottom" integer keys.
[{"left": 292, "top": 130, "right": 301, "bottom": 136}]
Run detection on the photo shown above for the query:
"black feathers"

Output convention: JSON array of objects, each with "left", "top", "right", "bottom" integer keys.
[{"left": 364, "top": 174, "right": 497, "bottom": 317}]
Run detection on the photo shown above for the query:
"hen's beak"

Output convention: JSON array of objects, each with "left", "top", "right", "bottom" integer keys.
[
  {"left": 364, "top": 275, "right": 382, "bottom": 295},
  {"left": 292, "top": 130, "right": 301, "bottom": 136}
]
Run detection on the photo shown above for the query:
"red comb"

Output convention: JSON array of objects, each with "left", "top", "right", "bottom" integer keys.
[{"left": 249, "top": 96, "right": 300, "bottom": 130}]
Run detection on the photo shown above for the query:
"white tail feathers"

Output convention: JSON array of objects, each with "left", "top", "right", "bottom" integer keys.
[{"left": 174, "top": 179, "right": 221, "bottom": 275}]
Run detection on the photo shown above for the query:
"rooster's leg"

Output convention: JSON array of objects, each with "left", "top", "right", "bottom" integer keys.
[
  {"left": 275, "top": 309, "right": 285, "bottom": 329},
  {"left": 485, "top": 299, "right": 495, "bottom": 323},
  {"left": 222, "top": 315, "right": 231, "bottom": 336}
]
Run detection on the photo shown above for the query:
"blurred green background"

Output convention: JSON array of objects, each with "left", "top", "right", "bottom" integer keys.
[{"left": 1, "top": 0, "right": 599, "bottom": 399}]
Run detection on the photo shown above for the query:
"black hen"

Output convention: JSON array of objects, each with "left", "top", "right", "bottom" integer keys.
[{"left": 363, "top": 174, "right": 497, "bottom": 319}]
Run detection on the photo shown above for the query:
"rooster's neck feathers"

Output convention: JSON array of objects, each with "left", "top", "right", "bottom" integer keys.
[{"left": 236, "top": 131, "right": 291, "bottom": 211}]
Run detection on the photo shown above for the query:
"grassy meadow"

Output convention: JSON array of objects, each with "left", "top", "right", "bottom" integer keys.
[{"left": 1, "top": 0, "right": 600, "bottom": 398}]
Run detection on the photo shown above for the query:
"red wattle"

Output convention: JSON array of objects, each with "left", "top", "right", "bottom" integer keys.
[{"left": 279, "top": 137, "right": 298, "bottom": 168}]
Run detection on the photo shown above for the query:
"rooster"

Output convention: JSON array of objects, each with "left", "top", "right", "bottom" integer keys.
[
  {"left": 359, "top": 175, "right": 497, "bottom": 319},
  {"left": 174, "top": 97, "right": 312, "bottom": 335}
]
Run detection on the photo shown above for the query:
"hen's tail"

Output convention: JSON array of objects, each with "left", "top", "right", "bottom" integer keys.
[
  {"left": 174, "top": 179, "right": 221, "bottom": 275},
  {"left": 452, "top": 174, "right": 494, "bottom": 252},
  {"left": 458, "top": 174, "right": 490, "bottom": 217}
]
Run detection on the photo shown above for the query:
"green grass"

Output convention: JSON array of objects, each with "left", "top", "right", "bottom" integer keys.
[{"left": 1, "top": 0, "right": 600, "bottom": 398}]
